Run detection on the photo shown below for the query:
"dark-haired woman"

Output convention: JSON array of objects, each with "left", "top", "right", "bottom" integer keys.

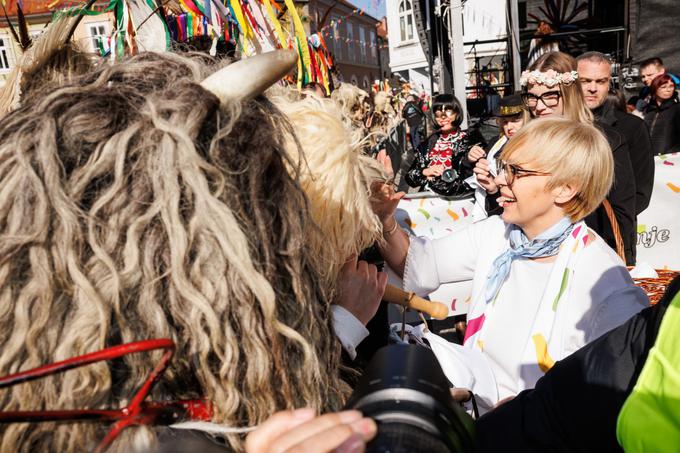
[
  {"left": 643, "top": 73, "right": 680, "bottom": 155},
  {"left": 404, "top": 94, "right": 474, "bottom": 196}
]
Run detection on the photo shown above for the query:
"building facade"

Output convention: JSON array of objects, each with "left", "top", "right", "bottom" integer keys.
[
  {"left": 309, "top": 0, "right": 386, "bottom": 90},
  {"left": 0, "top": 1, "right": 115, "bottom": 87},
  {"left": 384, "top": 0, "right": 430, "bottom": 92}
]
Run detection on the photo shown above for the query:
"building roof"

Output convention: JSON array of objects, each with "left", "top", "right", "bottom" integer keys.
[{"left": 1, "top": 0, "right": 112, "bottom": 17}]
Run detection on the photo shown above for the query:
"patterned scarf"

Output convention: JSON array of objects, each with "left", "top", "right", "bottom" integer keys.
[{"left": 484, "top": 217, "right": 574, "bottom": 305}]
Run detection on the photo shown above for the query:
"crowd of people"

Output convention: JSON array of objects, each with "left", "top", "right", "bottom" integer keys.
[{"left": 0, "top": 14, "right": 677, "bottom": 453}]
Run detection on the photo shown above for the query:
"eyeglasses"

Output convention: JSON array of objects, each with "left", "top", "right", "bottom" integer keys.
[
  {"left": 496, "top": 160, "right": 551, "bottom": 185},
  {"left": 521, "top": 90, "right": 561, "bottom": 108},
  {"left": 434, "top": 108, "right": 456, "bottom": 119}
]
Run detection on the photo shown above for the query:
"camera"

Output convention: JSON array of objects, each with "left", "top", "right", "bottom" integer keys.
[{"left": 346, "top": 344, "right": 475, "bottom": 453}]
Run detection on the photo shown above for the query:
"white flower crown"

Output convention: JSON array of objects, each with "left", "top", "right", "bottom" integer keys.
[{"left": 520, "top": 69, "right": 579, "bottom": 88}]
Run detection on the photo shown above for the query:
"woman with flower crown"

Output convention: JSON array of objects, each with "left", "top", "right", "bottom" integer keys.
[
  {"left": 521, "top": 51, "right": 638, "bottom": 266},
  {"left": 371, "top": 117, "right": 647, "bottom": 414}
]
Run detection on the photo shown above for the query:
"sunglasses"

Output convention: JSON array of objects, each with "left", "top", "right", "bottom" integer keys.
[
  {"left": 521, "top": 90, "right": 561, "bottom": 108},
  {"left": 496, "top": 160, "right": 551, "bottom": 185},
  {"left": 434, "top": 108, "right": 457, "bottom": 120}
]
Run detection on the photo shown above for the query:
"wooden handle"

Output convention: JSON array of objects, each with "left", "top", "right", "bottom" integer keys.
[{"left": 383, "top": 284, "right": 449, "bottom": 320}]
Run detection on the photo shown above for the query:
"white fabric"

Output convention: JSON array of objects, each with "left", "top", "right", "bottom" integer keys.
[
  {"left": 331, "top": 305, "right": 369, "bottom": 360},
  {"left": 403, "top": 216, "right": 648, "bottom": 410},
  {"left": 465, "top": 135, "right": 505, "bottom": 223}
]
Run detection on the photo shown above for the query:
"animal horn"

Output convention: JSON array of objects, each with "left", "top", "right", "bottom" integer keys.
[{"left": 201, "top": 49, "right": 298, "bottom": 103}]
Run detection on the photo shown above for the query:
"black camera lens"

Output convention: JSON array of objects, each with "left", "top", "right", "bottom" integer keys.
[{"left": 346, "top": 344, "right": 475, "bottom": 453}]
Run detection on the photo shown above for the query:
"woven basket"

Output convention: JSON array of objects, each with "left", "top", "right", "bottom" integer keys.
[{"left": 604, "top": 199, "right": 680, "bottom": 305}]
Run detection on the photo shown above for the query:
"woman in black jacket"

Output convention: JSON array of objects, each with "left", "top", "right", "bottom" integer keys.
[
  {"left": 644, "top": 73, "right": 680, "bottom": 155},
  {"left": 404, "top": 94, "right": 474, "bottom": 197}
]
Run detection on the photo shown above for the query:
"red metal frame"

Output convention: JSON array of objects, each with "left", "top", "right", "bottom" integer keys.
[{"left": 0, "top": 339, "right": 213, "bottom": 453}]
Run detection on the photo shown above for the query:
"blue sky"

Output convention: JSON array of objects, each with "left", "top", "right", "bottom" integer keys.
[{"left": 347, "top": 0, "right": 386, "bottom": 19}]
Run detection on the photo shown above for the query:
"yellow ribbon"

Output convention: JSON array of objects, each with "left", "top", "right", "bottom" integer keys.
[
  {"left": 262, "top": 0, "right": 287, "bottom": 48},
  {"left": 284, "top": 0, "right": 310, "bottom": 82},
  {"left": 228, "top": 0, "right": 252, "bottom": 41}
]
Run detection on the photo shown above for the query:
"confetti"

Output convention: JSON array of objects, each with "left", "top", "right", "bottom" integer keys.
[
  {"left": 446, "top": 208, "right": 459, "bottom": 221},
  {"left": 417, "top": 208, "right": 430, "bottom": 220}
]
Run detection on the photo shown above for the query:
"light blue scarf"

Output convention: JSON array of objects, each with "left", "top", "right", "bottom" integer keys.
[{"left": 484, "top": 217, "right": 574, "bottom": 305}]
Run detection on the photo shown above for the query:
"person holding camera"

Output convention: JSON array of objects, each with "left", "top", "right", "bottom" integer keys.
[
  {"left": 372, "top": 117, "right": 648, "bottom": 414},
  {"left": 404, "top": 94, "right": 474, "bottom": 197}
]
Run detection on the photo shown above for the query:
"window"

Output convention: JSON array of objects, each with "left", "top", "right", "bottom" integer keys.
[
  {"left": 398, "top": 0, "right": 415, "bottom": 42},
  {"left": 89, "top": 22, "right": 110, "bottom": 55},
  {"left": 362, "top": 76, "right": 370, "bottom": 89},
  {"left": 359, "top": 26, "right": 366, "bottom": 63},
  {"left": 347, "top": 22, "right": 354, "bottom": 60},
  {"left": 369, "top": 30, "right": 377, "bottom": 62},
  {"left": 333, "top": 15, "right": 343, "bottom": 61},
  {"left": 0, "top": 37, "right": 12, "bottom": 73}
]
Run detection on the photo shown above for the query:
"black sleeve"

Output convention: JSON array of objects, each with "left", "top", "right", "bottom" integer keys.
[
  {"left": 475, "top": 276, "right": 680, "bottom": 453},
  {"left": 404, "top": 144, "right": 430, "bottom": 189},
  {"left": 585, "top": 125, "right": 637, "bottom": 265},
  {"left": 622, "top": 114, "right": 655, "bottom": 214}
]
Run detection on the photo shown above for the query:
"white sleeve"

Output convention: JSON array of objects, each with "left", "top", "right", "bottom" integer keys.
[
  {"left": 331, "top": 305, "right": 369, "bottom": 360},
  {"left": 586, "top": 284, "right": 649, "bottom": 343},
  {"left": 403, "top": 221, "right": 487, "bottom": 296}
]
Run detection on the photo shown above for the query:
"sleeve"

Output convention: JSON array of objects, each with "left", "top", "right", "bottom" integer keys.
[
  {"left": 628, "top": 118, "right": 655, "bottom": 214},
  {"left": 608, "top": 137, "right": 637, "bottom": 265},
  {"left": 332, "top": 305, "right": 369, "bottom": 360},
  {"left": 402, "top": 221, "right": 484, "bottom": 296},
  {"left": 586, "top": 284, "right": 649, "bottom": 344},
  {"left": 404, "top": 144, "right": 429, "bottom": 189}
]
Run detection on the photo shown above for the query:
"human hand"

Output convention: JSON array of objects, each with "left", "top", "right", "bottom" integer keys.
[
  {"left": 245, "top": 408, "right": 378, "bottom": 453},
  {"left": 422, "top": 165, "right": 445, "bottom": 178},
  {"left": 337, "top": 255, "right": 388, "bottom": 325},
  {"left": 467, "top": 145, "right": 486, "bottom": 163},
  {"left": 370, "top": 150, "right": 405, "bottom": 223},
  {"left": 473, "top": 158, "right": 498, "bottom": 194}
]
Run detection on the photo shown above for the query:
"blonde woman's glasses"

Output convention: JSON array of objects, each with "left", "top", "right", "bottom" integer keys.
[{"left": 496, "top": 160, "right": 551, "bottom": 185}]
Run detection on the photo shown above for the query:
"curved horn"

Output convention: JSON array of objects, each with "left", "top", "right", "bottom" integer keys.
[{"left": 201, "top": 49, "right": 298, "bottom": 103}]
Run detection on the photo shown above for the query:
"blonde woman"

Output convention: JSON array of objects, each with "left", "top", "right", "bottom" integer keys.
[{"left": 373, "top": 118, "right": 648, "bottom": 413}]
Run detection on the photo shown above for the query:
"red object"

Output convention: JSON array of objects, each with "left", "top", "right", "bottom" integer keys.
[{"left": 0, "top": 339, "right": 213, "bottom": 453}]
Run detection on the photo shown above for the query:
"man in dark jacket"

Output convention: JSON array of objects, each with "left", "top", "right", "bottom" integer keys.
[
  {"left": 402, "top": 94, "right": 425, "bottom": 151},
  {"left": 577, "top": 52, "right": 655, "bottom": 216}
]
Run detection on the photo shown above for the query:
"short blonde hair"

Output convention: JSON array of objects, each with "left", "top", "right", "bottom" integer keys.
[
  {"left": 528, "top": 51, "right": 594, "bottom": 124},
  {"left": 501, "top": 117, "right": 613, "bottom": 221}
]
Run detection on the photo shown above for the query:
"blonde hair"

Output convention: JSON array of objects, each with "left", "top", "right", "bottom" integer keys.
[
  {"left": 272, "top": 93, "right": 384, "bottom": 292},
  {"left": 527, "top": 51, "right": 594, "bottom": 124},
  {"left": 501, "top": 117, "right": 613, "bottom": 221},
  {"left": 0, "top": 52, "right": 347, "bottom": 452}
]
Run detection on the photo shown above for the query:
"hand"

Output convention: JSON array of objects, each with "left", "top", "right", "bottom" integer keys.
[
  {"left": 422, "top": 165, "right": 445, "bottom": 178},
  {"left": 370, "top": 150, "right": 405, "bottom": 223},
  {"left": 467, "top": 145, "right": 486, "bottom": 163},
  {"left": 473, "top": 158, "right": 498, "bottom": 194},
  {"left": 245, "top": 408, "right": 378, "bottom": 453},
  {"left": 337, "top": 255, "right": 388, "bottom": 325}
]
